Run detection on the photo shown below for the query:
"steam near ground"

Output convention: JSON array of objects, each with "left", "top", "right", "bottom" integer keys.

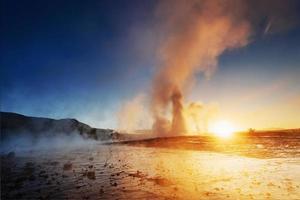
[{"left": 0, "top": 132, "right": 97, "bottom": 154}]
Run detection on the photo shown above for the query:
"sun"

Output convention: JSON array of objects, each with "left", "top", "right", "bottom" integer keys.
[{"left": 209, "top": 120, "right": 236, "bottom": 138}]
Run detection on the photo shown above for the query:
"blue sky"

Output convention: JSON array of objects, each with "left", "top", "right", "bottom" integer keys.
[{"left": 1, "top": 0, "right": 299, "bottom": 129}]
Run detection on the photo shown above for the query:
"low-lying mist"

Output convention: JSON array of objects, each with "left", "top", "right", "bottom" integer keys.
[{"left": 0, "top": 131, "right": 97, "bottom": 154}]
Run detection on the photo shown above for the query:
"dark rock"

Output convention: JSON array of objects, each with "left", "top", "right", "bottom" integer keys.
[
  {"left": 87, "top": 171, "right": 96, "bottom": 180},
  {"left": 63, "top": 162, "right": 72, "bottom": 170}
]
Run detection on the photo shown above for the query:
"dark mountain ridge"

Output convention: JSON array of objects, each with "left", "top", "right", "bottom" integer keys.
[{"left": 0, "top": 112, "right": 118, "bottom": 141}]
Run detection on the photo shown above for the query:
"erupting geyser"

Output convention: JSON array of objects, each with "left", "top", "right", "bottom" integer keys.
[
  {"left": 171, "top": 87, "right": 186, "bottom": 135},
  {"left": 118, "top": 0, "right": 297, "bottom": 136},
  {"left": 151, "top": 0, "right": 251, "bottom": 136}
]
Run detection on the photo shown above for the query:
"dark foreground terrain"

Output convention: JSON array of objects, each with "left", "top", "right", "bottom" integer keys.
[{"left": 1, "top": 131, "right": 300, "bottom": 200}]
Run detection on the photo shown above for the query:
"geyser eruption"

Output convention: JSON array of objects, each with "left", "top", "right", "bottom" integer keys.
[
  {"left": 171, "top": 87, "right": 186, "bottom": 134},
  {"left": 118, "top": 0, "right": 298, "bottom": 135},
  {"left": 152, "top": 0, "right": 251, "bottom": 135}
]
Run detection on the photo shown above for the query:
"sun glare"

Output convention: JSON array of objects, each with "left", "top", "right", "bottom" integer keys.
[{"left": 210, "top": 120, "right": 236, "bottom": 138}]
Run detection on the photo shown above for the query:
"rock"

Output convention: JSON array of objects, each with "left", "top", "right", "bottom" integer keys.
[
  {"left": 87, "top": 171, "right": 96, "bottom": 180},
  {"left": 63, "top": 162, "right": 72, "bottom": 171},
  {"left": 147, "top": 177, "right": 172, "bottom": 186}
]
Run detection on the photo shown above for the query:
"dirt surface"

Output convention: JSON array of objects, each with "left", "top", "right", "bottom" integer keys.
[{"left": 1, "top": 136, "right": 300, "bottom": 199}]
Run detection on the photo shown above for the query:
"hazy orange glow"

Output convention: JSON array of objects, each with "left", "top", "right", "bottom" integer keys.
[{"left": 209, "top": 120, "right": 236, "bottom": 138}]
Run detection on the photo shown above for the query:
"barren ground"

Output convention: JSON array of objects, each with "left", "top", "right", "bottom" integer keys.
[{"left": 1, "top": 135, "right": 300, "bottom": 199}]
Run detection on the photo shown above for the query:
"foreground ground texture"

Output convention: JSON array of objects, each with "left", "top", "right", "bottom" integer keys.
[{"left": 1, "top": 134, "right": 300, "bottom": 200}]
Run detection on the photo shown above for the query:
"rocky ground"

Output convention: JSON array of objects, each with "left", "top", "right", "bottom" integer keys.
[{"left": 1, "top": 135, "right": 300, "bottom": 200}]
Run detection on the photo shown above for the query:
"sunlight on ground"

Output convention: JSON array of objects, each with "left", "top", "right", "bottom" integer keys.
[{"left": 127, "top": 147, "right": 300, "bottom": 200}]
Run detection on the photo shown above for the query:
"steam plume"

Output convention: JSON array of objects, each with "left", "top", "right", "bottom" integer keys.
[
  {"left": 152, "top": 0, "right": 250, "bottom": 135},
  {"left": 117, "top": 94, "right": 151, "bottom": 132},
  {"left": 117, "top": 0, "right": 298, "bottom": 135},
  {"left": 151, "top": 0, "right": 298, "bottom": 136}
]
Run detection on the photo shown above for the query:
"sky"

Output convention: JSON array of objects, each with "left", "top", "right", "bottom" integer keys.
[{"left": 1, "top": 0, "right": 300, "bottom": 130}]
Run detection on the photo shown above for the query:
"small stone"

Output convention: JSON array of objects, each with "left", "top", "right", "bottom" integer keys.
[
  {"left": 63, "top": 162, "right": 72, "bottom": 171},
  {"left": 87, "top": 171, "right": 96, "bottom": 180}
]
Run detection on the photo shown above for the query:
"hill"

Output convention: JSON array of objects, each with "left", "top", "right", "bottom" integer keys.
[{"left": 0, "top": 112, "right": 118, "bottom": 141}]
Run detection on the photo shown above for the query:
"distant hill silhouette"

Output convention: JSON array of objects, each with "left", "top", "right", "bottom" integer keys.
[{"left": 0, "top": 112, "right": 117, "bottom": 141}]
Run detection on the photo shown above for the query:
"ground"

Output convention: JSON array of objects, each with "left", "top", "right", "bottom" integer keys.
[{"left": 1, "top": 135, "right": 300, "bottom": 199}]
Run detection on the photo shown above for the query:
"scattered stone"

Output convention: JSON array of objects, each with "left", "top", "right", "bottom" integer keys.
[
  {"left": 99, "top": 188, "right": 104, "bottom": 194},
  {"left": 25, "top": 162, "right": 35, "bottom": 168},
  {"left": 147, "top": 177, "right": 171, "bottom": 186},
  {"left": 76, "top": 185, "right": 85, "bottom": 189},
  {"left": 49, "top": 161, "right": 59, "bottom": 166},
  {"left": 63, "top": 162, "right": 73, "bottom": 171},
  {"left": 87, "top": 171, "right": 96, "bottom": 180},
  {"left": 128, "top": 170, "right": 144, "bottom": 178},
  {"left": 110, "top": 182, "right": 117, "bottom": 187},
  {"left": 204, "top": 191, "right": 214, "bottom": 196},
  {"left": 38, "top": 171, "right": 49, "bottom": 179}
]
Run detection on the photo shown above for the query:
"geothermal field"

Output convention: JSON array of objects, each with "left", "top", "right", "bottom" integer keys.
[
  {"left": 1, "top": 124, "right": 300, "bottom": 200},
  {"left": 2, "top": 0, "right": 300, "bottom": 199}
]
